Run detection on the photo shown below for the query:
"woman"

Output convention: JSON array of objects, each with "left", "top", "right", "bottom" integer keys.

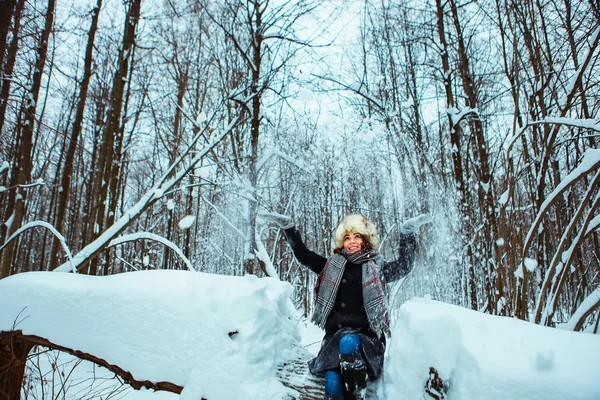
[{"left": 269, "top": 213, "right": 425, "bottom": 400}]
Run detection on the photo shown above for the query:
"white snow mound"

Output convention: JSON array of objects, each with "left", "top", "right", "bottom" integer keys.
[
  {"left": 383, "top": 298, "right": 600, "bottom": 400},
  {"left": 1, "top": 273, "right": 600, "bottom": 400},
  {"left": 0, "top": 271, "right": 300, "bottom": 400}
]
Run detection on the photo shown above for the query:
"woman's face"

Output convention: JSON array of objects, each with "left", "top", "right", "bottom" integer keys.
[{"left": 343, "top": 231, "right": 364, "bottom": 254}]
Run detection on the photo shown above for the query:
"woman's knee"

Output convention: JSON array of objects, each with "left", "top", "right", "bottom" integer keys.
[
  {"left": 324, "top": 369, "right": 343, "bottom": 396},
  {"left": 339, "top": 333, "right": 360, "bottom": 355}
]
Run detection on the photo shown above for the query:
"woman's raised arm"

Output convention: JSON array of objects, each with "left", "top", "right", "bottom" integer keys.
[
  {"left": 381, "top": 233, "right": 417, "bottom": 282},
  {"left": 283, "top": 226, "right": 327, "bottom": 274}
]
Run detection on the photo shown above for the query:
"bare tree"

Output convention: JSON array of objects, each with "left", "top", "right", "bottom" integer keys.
[
  {"left": 1, "top": 0, "right": 56, "bottom": 279},
  {"left": 86, "top": 0, "right": 142, "bottom": 275},
  {"left": 49, "top": 0, "right": 103, "bottom": 271}
]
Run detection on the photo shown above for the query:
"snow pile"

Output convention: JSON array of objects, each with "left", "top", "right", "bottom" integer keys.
[
  {"left": 383, "top": 298, "right": 600, "bottom": 400},
  {"left": 0, "top": 271, "right": 301, "bottom": 400},
  {"left": 2, "top": 272, "right": 600, "bottom": 399}
]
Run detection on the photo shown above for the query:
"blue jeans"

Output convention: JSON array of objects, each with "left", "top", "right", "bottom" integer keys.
[{"left": 324, "top": 334, "right": 361, "bottom": 396}]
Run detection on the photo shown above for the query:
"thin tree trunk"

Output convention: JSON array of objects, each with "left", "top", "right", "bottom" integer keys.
[
  {"left": 50, "top": 0, "right": 103, "bottom": 271},
  {"left": 243, "top": 0, "right": 264, "bottom": 275},
  {"left": 434, "top": 0, "right": 477, "bottom": 309},
  {"left": 88, "top": 0, "right": 141, "bottom": 275},
  {"left": 1, "top": 0, "right": 56, "bottom": 279},
  {"left": 0, "top": 0, "right": 17, "bottom": 72},
  {"left": 0, "top": 0, "right": 24, "bottom": 138},
  {"left": 448, "top": 0, "right": 502, "bottom": 313}
]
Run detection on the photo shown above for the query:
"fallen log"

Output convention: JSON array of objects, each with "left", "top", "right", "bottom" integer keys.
[
  {"left": 0, "top": 330, "right": 185, "bottom": 399},
  {"left": 1, "top": 330, "right": 331, "bottom": 399}
]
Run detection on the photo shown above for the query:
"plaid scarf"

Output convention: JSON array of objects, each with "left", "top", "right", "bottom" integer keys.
[{"left": 312, "top": 250, "right": 390, "bottom": 336}]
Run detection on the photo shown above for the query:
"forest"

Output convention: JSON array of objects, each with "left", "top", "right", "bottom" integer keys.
[{"left": 0, "top": 0, "right": 599, "bottom": 339}]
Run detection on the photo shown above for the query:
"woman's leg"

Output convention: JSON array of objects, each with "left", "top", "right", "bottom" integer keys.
[
  {"left": 324, "top": 369, "right": 344, "bottom": 400},
  {"left": 339, "top": 334, "right": 368, "bottom": 399},
  {"left": 339, "top": 334, "right": 361, "bottom": 354}
]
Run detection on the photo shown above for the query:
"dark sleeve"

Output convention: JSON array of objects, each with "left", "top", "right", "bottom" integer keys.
[
  {"left": 283, "top": 225, "right": 327, "bottom": 274},
  {"left": 381, "top": 233, "right": 417, "bottom": 282}
]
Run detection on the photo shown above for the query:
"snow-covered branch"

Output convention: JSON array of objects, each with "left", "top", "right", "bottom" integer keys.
[
  {"left": 446, "top": 107, "right": 479, "bottom": 128},
  {"left": 0, "top": 179, "right": 46, "bottom": 193},
  {"left": 532, "top": 165, "right": 600, "bottom": 325},
  {"left": 255, "top": 237, "right": 278, "bottom": 279},
  {"left": 558, "top": 287, "right": 600, "bottom": 332},
  {"left": 522, "top": 148, "right": 600, "bottom": 255},
  {"left": 310, "top": 73, "right": 386, "bottom": 112},
  {"left": 527, "top": 117, "right": 600, "bottom": 132},
  {"left": 108, "top": 232, "right": 194, "bottom": 271},
  {"left": 55, "top": 115, "right": 240, "bottom": 273},
  {"left": 199, "top": 195, "right": 247, "bottom": 239},
  {"left": 0, "top": 221, "right": 74, "bottom": 273}
]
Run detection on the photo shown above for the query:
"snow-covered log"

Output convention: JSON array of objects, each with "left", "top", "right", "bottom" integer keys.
[
  {"left": 0, "top": 330, "right": 185, "bottom": 396},
  {"left": 1, "top": 329, "right": 333, "bottom": 399},
  {"left": 2, "top": 271, "right": 600, "bottom": 400}
]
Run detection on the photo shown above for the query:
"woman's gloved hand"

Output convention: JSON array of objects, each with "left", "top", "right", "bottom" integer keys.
[
  {"left": 258, "top": 211, "right": 294, "bottom": 229},
  {"left": 400, "top": 213, "right": 432, "bottom": 234}
]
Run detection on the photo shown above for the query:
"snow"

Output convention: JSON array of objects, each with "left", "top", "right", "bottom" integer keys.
[
  {"left": 524, "top": 257, "right": 538, "bottom": 272},
  {"left": 383, "top": 298, "right": 600, "bottom": 400},
  {"left": 167, "top": 199, "right": 176, "bottom": 210},
  {"left": 0, "top": 271, "right": 302, "bottom": 400},
  {"left": 498, "top": 189, "right": 509, "bottom": 206},
  {"left": 0, "top": 160, "right": 9, "bottom": 173},
  {"left": 1, "top": 271, "right": 599, "bottom": 400},
  {"left": 196, "top": 111, "right": 208, "bottom": 124},
  {"left": 178, "top": 215, "right": 196, "bottom": 230}
]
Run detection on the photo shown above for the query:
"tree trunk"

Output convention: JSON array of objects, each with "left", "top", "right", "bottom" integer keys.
[
  {"left": 0, "top": 0, "right": 23, "bottom": 136},
  {"left": 243, "top": 0, "right": 264, "bottom": 276},
  {"left": 434, "top": 0, "right": 477, "bottom": 310},
  {"left": 1, "top": 0, "right": 56, "bottom": 279},
  {"left": 0, "top": 331, "right": 33, "bottom": 399},
  {"left": 50, "top": 0, "right": 103, "bottom": 271},
  {"left": 0, "top": 0, "right": 17, "bottom": 73},
  {"left": 88, "top": 0, "right": 141, "bottom": 275}
]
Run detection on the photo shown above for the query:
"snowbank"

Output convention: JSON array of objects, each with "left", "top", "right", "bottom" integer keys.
[
  {"left": 1, "top": 272, "right": 599, "bottom": 400},
  {"left": 383, "top": 298, "right": 600, "bottom": 400},
  {"left": 0, "top": 271, "right": 301, "bottom": 399}
]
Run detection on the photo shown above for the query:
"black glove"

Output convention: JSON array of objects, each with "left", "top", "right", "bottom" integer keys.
[{"left": 258, "top": 211, "right": 294, "bottom": 228}]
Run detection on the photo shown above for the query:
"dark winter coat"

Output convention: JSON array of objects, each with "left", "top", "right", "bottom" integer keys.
[{"left": 283, "top": 226, "right": 417, "bottom": 379}]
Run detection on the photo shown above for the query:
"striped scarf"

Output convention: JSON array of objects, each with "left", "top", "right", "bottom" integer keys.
[{"left": 312, "top": 250, "right": 390, "bottom": 336}]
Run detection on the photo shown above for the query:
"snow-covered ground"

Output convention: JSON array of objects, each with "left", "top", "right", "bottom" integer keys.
[{"left": 1, "top": 270, "right": 599, "bottom": 399}]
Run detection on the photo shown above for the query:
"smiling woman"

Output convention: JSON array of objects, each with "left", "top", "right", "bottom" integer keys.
[
  {"left": 278, "top": 213, "right": 419, "bottom": 400},
  {"left": 343, "top": 232, "right": 364, "bottom": 253}
]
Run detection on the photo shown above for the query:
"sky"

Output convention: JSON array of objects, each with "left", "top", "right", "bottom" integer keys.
[{"left": 1, "top": 269, "right": 599, "bottom": 399}]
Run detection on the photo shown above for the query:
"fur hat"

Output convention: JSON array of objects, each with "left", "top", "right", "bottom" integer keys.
[{"left": 334, "top": 214, "right": 379, "bottom": 250}]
